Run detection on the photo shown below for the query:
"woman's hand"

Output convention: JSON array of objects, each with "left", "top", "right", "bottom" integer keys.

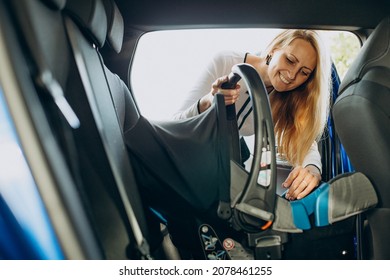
[
  {"left": 211, "top": 75, "right": 241, "bottom": 105},
  {"left": 282, "top": 165, "right": 321, "bottom": 200},
  {"left": 198, "top": 75, "right": 241, "bottom": 113}
]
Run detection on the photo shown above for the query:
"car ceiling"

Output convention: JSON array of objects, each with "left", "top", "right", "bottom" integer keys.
[{"left": 115, "top": 0, "right": 390, "bottom": 32}]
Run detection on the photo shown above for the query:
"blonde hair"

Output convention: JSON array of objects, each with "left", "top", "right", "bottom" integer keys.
[{"left": 265, "top": 30, "right": 332, "bottom": 166}]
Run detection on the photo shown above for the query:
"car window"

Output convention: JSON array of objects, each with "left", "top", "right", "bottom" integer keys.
[{"left": 130, "top": 29, "right": 360, "bottom": 121}]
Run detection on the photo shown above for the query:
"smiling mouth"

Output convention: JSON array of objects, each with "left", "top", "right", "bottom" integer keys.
[{"left": 279, "top": 73, "right": 291, "bottom": 84}]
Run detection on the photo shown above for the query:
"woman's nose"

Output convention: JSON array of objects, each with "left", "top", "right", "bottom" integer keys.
[{"left": 288, "top": 67, "right": 298, "bottom": 80}]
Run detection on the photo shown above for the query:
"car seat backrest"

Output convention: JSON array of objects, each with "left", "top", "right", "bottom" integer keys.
[
  {"left": 6, "top": 0, "right": 109, "bottom": 259},
  {"left": 333, "top": 16, "right": 390, "bottom": 259},
  {"left": 101, "top": 0, "right": 141, "bottom": 132},
  {"left": 65, "top": 0, "right": 140, "bottom": 132},
  {"left": 334, "top": 16, "right": 390, "bottom": 206},
  {"left": 8, "top": 0, "right": 152, "bottom": 259},
  {"left": 63, "top": 0, "right": 153, "bottom": 257},
  {"left": 65, "top": 0, "right": 107, "bottom": 48},
  {"left": 103, "top": 0, "right": 124, "bottom": 54},
  {"left": 339, "top": 17, "right": 390, "bottom": 96}
]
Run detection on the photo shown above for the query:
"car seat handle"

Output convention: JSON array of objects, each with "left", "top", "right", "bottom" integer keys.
[{"left": 229, "top": 63, "right": 277, "bottom": 232}]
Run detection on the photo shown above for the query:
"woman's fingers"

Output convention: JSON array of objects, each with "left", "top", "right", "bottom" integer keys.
[
  {"left": 221, "top": 84, "right": 241, "bottom": 105},
  {"left": 223, "top": 89, "right": 240, "bottom": 105},
  {"left": 283, "top": 166, "right": 320, "bottom": 200},
  {"left": 211, "top": 76, "right": 241, "bottom": 105},
  {"left": 211, "top": 76, "right": 229, "bottom": 92}
]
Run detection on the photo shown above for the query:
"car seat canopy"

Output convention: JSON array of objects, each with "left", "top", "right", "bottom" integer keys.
[{"left": 125, "top": 95, "right": 230, "bottom": 212}]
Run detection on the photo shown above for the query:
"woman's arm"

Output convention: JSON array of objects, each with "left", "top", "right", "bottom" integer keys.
[
  {"left": 173, "top": 51, "right": 244, "bottom": 120},
  {"left": 302, "top": 141, "right": 322, "bottom": 174}
]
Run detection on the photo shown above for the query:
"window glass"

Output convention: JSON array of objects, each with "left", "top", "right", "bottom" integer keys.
[{"left": 131, "top": 29, "right": 360, "bottom": 121}]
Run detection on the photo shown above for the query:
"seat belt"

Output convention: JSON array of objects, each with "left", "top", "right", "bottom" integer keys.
[{"left": 64, "top": 16, "right": 151, "bottom": 259}]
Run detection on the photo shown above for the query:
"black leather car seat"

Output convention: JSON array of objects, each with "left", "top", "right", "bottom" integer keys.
[
  {"left": 7, "top": 0, "right": 154, "bottom": 259},
  {"left": 333, "top": 16, "right": 390, "bottom": 259}
]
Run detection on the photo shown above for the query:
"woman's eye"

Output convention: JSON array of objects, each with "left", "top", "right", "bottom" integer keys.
[
  {"left": 286, "top": 57, "right": 294, "bottom": 64},
  {"left": 302, "top": 70, "right": 309, "bottom": 76}
]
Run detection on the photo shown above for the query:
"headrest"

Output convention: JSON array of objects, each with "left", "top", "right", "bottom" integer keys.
[
  {"left": 65, "top": 0, "right": 107, "bottom": 48},
  {"left": 41, "top": 0, "right": 66, "bottom": 10},
  {"left": 339, "top": 16, "right": 390, "bottom": 95},
  {"left": 103, "top": 0, "right": 124, "bottom": 53}
]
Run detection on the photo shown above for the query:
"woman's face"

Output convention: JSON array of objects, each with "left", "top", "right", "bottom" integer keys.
[{"left": 267, "top": 38, "right": 317, "bottom": 92}]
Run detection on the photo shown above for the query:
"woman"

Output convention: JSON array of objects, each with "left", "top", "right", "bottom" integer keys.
[{"left": 174, "top": 29, "right": 332, "bottom": 200}]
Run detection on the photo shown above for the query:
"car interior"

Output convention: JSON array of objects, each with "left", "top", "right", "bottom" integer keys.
[{"left": 0, "top": 0, "right": 389, "bottom": 260}]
